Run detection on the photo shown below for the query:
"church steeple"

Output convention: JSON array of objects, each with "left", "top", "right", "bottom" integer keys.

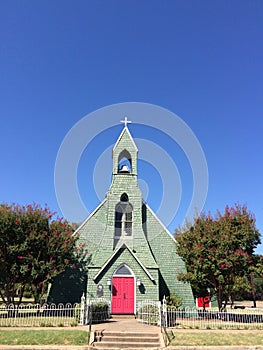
[
  {"left": 112, "top": 118, "right": 138, "bottom": 177},
  {"left": 108, "top": 119, "right": 142, "bottom": 250}
]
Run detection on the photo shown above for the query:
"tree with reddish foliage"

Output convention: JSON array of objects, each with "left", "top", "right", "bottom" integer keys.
[
  {"left": 0, "top": 203, "right": 88, "bottom": 304},
  {"left": 175, "top": 204, "right": 261, "bottom": 310}
]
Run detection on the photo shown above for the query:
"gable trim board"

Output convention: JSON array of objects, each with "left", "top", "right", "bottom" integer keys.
[
  {"left": 74, "top": 198, "right": 107, "bottom": 234},
  {"left": 93, "top": 243, "right": 155, "bottom": 282},
  {"left": 112, "top": 126, "right": 138, "bottom": 153},
  {"left": 144, "top": 200, "right": 177, "bottom": 243}
]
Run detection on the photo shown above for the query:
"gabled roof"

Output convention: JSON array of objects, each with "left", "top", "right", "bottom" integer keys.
[
  {"left": 93, "top": 242, "right": 155, "bottom": 282},
  {"left": 73, "top": 197, "right": 107, "bottom": 235},
  {"left": 112, "top": 126, "right": 138, "bottom": 152},
  {"left": 144, "top": 200, "right": 177, "bottom": 244}
]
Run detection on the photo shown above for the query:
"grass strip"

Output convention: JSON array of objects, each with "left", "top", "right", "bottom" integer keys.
[
  {"left": 170, "top": 331, "right": 263, "bottom": 346},
  {"left": 0, "top": 330, "right": 88, "bottom": 345}
]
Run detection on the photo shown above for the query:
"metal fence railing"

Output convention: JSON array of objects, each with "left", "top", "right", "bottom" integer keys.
[
  {"left": 163, "top": 308, "right": 263, "bottom": 329},
  {"left": 0, "top": 296, "right": 111, "bottom": 327},
  {"left": 163, "top": 307, "right": 263, "bottom": 330},
  {"left": 137, "top": 300, "right": 263, "bottom": 331},
  {"left": 2, "top": 298, "right": 262, "bottom": 330},
  {"left": 0, "top": 302, "right": 82, "bottom": 327},
  {"left": 137, "top": 300, "right": 161, "bottom": 325}
]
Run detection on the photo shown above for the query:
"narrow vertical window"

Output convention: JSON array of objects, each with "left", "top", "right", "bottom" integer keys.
[
  {"left": 124, "top": 204, "right": 132, "bottom": 236},
  {"left": 115, "top": 195, "right": 133, "bottom": 238},
  {"left": 115, "top": 205, "right": 122, "bottom": 237}
]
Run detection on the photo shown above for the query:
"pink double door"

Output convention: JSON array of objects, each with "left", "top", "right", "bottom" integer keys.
[{"left": 111, "top": 276, "right": 134, "bottom": 314}]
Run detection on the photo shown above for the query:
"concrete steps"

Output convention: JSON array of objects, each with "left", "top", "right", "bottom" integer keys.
[{"left": 92, "top": 330, "right": 161, "bottom": 349}]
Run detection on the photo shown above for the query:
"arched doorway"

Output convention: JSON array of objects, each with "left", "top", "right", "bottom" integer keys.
[{"left": 111, "top": 265, "right": 135, "bottom": 314}]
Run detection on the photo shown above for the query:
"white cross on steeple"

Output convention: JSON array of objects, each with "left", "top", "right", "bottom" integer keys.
[{"left": 120, "top": 116, "right": 132, "bottom": 127}]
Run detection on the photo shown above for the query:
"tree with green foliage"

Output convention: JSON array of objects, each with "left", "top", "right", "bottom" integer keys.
[
  {"left": 230, "top": 276, "right": 251, "bottom": 305},
  {"left": 165, "top": 290, "right": 183, "bottom": 309},
  {"left": 0, "top": 203, "right": 88, "bottom": 304},
  {"left": 175, "top": 204, "right": 261, "bottom": 310},
  {"left": 250, "top": 254, "right": 263, "bottom": 304}
]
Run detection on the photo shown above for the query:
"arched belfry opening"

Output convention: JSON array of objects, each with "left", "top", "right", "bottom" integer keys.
[
  {"left": 112, "top": 123, "right": 138, "bottom": 176},
  {"left": 118, "top": 149, "right": 132, "bottom": 174}
]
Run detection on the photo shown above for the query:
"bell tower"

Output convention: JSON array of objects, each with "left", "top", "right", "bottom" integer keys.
[
  {"left": 107, "top": 118, "right": 151, "bottom": 252},
  {"left": 112, "top": 117, "right": 138, "bottom": 178}
]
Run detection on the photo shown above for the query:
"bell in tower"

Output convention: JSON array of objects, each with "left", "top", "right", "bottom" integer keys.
[{"left": 119, "top": 164, "right": 130, "bottom": 173}]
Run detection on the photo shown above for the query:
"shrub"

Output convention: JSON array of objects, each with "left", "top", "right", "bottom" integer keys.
[
  {"left": 138, "top": 304, "right": 159, "bottom": 325},
  {"left": 166, "top": 291, "right": 183, "bottom": 309},
  {"left": 90, "top": 302, "right": 110, "bottom": 323}
]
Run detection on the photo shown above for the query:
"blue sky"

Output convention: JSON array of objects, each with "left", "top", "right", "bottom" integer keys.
[{"left": 1, "top": 1, "right": 263, "bottom": 253}]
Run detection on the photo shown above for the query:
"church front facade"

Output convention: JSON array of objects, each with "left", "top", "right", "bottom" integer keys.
[{"left": 50, "top": 122, "right": 195, "bottom": 313}]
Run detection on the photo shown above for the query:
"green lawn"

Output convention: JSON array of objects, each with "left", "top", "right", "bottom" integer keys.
[
  {"left": 169, "top": 330, "right": 263, "bottom": 346},
  {"left": 1, "top": 329, "right": 263, "bottom": 347},
  {"left": 0, "top": 330, "right": 88, "bottom": 345}
]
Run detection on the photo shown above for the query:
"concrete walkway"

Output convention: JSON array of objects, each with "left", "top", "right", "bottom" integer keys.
[
  {"left": 90, "top": 315, "right": 163, "bottom": 349},
  {"left": 91, "top": 315, "right": 159, "bottom": 333}
]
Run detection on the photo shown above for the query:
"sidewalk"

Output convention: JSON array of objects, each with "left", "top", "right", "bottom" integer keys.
[{"left": 91, "top": 315, "right": 159, "bottom": 333}]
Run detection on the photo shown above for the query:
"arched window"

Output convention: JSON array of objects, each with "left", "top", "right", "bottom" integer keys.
[
  {"left": 115, "top": 195, "right": 133, "bottom": 237},
  {"left": 120, "top": 193, "right": 128, "bottom": 202},
  {"left": 114, "top": 264, "right": 133, "bottom": 276}
]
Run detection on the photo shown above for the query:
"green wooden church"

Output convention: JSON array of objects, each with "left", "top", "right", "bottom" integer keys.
[{"left": 49, "top": 120, "right": 195, "bottom": 313}]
